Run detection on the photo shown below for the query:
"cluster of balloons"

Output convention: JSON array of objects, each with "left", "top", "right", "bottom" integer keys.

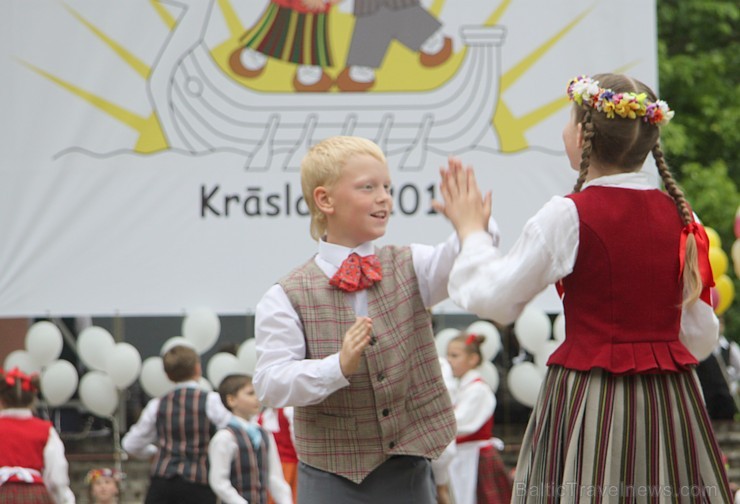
[
  {"left": 706, "top": 225, "right": 736, "bottom": 316},
  {"left": 2, "top": 307, "right": 262, "bottom": 420},
  {"left": 433, "top": 308, "right": 563, "bottom": 409}
]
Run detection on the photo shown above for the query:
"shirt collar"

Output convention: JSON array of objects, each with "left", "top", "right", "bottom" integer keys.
[
  {"left": 582, "top": 171, "right": 655, "bottom": 190},
  {"left": 0, "top": 408, "right": 33, "bottom": 418},
  {"left": 318, "top": 239, "right": 375, "bottom": 269}
]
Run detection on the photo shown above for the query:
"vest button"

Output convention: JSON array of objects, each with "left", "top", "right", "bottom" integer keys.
[
  {"left": 389, "top": 441, "right": 395, "bottom": 449},
  {"left": 377, "top": 373, "right": 384, "bottom": 381},
  {"left": 382, "top": 408, "right": 390, "bottom": 417}
]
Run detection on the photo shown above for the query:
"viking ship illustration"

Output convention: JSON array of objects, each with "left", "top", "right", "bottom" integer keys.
[{"left": 150, "top": 0, "right": 506, "bottom": 170}]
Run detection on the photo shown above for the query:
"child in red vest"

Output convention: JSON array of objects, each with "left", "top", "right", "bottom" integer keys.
[
  {"left": 446, "top": 334, "right": 511, "bottom": 503},
  {"left": 434, "top": 73, "right": 731, "bottom": 501},
  {"left": 258, "top": 407, "right": 298, "bottom": 503},
  {"left": 0, "top": 367, "right": 75, "bottom": 503}
]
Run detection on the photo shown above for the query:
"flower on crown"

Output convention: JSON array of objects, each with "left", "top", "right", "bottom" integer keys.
[
  {"left": 566, "top": 75, "right": 674, "bottom": 126},
  {"left": 85, "top": 468, "right": 124, "bottom": 485}
]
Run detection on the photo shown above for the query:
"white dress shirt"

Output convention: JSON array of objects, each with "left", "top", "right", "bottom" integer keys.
[
  {"left": 0, "top": 409, "right": 75, "bottom": 504},
  {"left": 253, "top": 225, "right": 499, "bottom": 408},
  {"left": 121, "top": 381, "right": 232, "bottom": 459},
  {"left": 208, "top": 416, "right": 293, "bottom": 504},
  {"left": 448, "top": 172, "right": 719, "bottom": 361}
]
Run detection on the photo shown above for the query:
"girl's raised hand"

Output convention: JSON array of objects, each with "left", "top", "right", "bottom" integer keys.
[{"left": 432, "top": 157, "right": 491, "bottom": 241}]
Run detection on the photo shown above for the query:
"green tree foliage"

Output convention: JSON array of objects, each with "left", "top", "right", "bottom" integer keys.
[{"left": 657, "top": 0, "right": 740, "bottom": 338}]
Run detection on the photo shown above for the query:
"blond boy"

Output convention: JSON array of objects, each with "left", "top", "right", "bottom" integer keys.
[{"left": 254, "top": 136, "right": 488, "bottom": 503}]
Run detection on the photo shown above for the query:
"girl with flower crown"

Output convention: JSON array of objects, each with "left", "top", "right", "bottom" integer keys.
[
  {"left": 445, "top": 333, "right": 512, "bottom": 504},
  {"left": 84, "top": 468, "right": 123, "bottom": 504},
  {"left": 0, "top": 367, "right": 76, "bottom": 503},
  {"left": 433, "top": 73, "right": 732, "bottom": 502}
]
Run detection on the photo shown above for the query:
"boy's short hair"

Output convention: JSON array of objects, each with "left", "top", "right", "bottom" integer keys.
[
  {"left": 301, "top": 136, "right": 386, "bottom": 241},
  {"left": 162, "top": 345, "right": 199, "bottom": 382},
  {"left": 218, "top": 374, "right": 252, "bottom": 411}
]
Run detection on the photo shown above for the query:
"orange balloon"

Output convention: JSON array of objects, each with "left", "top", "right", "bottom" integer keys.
[{"left": 715, "top": 274, "right": 735, "bottom": 316}]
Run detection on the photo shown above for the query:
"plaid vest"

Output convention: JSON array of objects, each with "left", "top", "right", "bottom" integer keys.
[
  {"left": 227, "top": 424, "right": 270, "bottom": 504},
  {"left": 280, "top": 245, "right": 456, "bottom": 483},
  {"left": 152, "top": 387, "right": 214, "bottom": 484}
]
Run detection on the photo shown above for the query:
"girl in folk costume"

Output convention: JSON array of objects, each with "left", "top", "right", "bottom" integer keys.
[
  {"left": 446, "top": 334, "right": 512, "bottom": 504},
  {"left": 434, "top": 73, "right": 732, "bottom": 502},
  {"left": 0, "top": 368, "right": 75, "bottom": 504},
  {"left": 229, "top": 0, "right": 340, "bottom": 92},
  {"left": 258, "top": 407, "right": 298, "bottom": 504},
  {"left": 85, "top": 468, "right": 123, "bottom": 504}
]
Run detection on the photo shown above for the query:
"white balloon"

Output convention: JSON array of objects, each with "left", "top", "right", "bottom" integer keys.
[
  {"left": 4, "top": 350, "right": 41, "bottom": 374},
  {"left": 514, "top": 306, "right": 551, "bottom": 354},
  {"left": 199, "top": 377, "right": 213, "bottom": 391},
  {"left": 465, "top": 321, "right": 502, "bottom": 361},
  {"left": 26, "top": 321, "right": 63, "bottom": 367},
  {"left": 478, "top": 361, "right": 500, "bottom": 392},
  {"left": 507, "top": 362, "right": 543, "bottom": 408},
  {"left": 41, "top": 360, "right": 78, "bottom": 406},
  {"left": 207, "top": 352, "right": 241, "bottom": 389},
  {"left": 105, "top": 343, "right": 142, "bottom": 389},
  {"left": 77, "top": 326, "right": 116, "bottom": 371},
  {"left": 140, "top": 357, "right": 175, "bottom": 397},
  {"left": 533, "top": 340, "right": 561, "bottom": 371},
  {"left": 79, "top": 371, "right": 118, "bottom": 417},
  {"left": 553, "top": 313, "right": 566, "bottom": 342},
  {"left": 182, "top": 307, "right": 221, "bottom": 354},
  {"left": 435, "top": 328, "right": 461, "bottom": 358},
  {"left": 237, "top": 339, "right": 257, "bottom": 375},
  {"left": 160, "top": 336, "right": 197, "bottom": 356}
]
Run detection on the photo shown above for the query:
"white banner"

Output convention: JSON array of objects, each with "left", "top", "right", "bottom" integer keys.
[{"left": 0, "top": 0, "right": 658, "bottom": 316}]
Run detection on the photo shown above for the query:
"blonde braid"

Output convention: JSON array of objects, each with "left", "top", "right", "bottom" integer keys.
[
  {"left": 573, "top": 110, "right": 595, "bottom": 193},
  {"left": 653, "top": 142, "right": 702, "bottom": 305}
]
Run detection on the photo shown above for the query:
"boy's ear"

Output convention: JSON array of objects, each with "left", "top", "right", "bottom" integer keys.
[
  {"left": 313, "top": 186, "right": 334, "bottom": 215},
  {"left": 226, "top": 394, "right": 236, "bottom": 410}
]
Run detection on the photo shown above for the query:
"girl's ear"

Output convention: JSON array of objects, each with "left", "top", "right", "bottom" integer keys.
[
  {"left": 576, "top": 122, "right": 585, "bottom": 149},
  {"left": 314, "top": 186, "right": 334, "bottom": 215}
]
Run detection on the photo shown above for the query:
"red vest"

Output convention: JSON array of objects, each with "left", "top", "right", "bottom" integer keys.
[
  {"left": 547, "top": 187, "right": 697, "bottom": 374},
  {"left": 258, "top": 409, "right": 298, "bottom": 464},
  {"left": 0, "top": 416, "right": 51, "bottom": 484}
]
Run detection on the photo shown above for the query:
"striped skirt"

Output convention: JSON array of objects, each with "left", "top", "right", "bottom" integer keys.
[
  {"left": 238, "top": 3, "right": 332, "bottom": 67},
  {"left": 512, "top": 366, "right": 731, "bottom": 503}
]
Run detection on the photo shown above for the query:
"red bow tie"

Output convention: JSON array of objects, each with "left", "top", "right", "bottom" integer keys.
[{"left": 329, "top": 253, "right": 383, "bottom": 292}]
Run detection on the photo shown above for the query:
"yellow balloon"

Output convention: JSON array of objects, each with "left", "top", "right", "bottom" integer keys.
[
  {"left": 704, "top": 226, "right": 722, "bottom": 249},
  {"left": 709, "top": 246, "right": 728, "bottom": 280},
  {"left": 715, "top": 274, "right": 735, "bottom": 316}
]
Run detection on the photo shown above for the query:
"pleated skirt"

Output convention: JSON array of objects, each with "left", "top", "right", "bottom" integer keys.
[
  {"left": 239, "top": 3, "right": 333, "bottom": 67},
  {"left": 512, "top": 366, "right": 732, "bottom": 503},
  {"left": 0, "top": 483, "right": 54, "bottom": 504}
]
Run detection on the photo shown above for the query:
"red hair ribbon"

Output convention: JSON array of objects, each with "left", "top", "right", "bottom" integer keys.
[
  {"left": 3, "top": 367, "right": 37, "bottom": 392},
  {"left": 678, "top": 222, "right": 714, "bottom": 302},
  {"left": 465, "top": 334, "right": 478, "bottom": 345}
]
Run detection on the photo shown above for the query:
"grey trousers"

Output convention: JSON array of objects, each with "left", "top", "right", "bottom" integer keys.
[
  {"left": 346, "top": 5, "right": 442, "bottom": 68},
  {"left": 297, "top": 456, "right": 437, "bottom": 504}
]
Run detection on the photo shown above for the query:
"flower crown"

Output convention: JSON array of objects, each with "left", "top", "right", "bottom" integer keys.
[
  {"left": 1, "top": 367, "right": 38, "bottom": 392},
  {"left": 566, "top": 75, "right": 674, "bottom": 126},
  {"left": 85, "top": 468, "right": 124, "bottom": 485}
]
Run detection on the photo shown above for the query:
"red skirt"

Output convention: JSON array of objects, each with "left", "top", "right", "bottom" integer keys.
[
  {"left": 477, "top": 444, "right": 514, "bottom": 504},
  {"left": 0, "top": 482, "right": 54, "bottom": 504}
]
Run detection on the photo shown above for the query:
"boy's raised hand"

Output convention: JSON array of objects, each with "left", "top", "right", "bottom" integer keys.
[
  {"left": 339, "top": 317, "right": 373, "bottom": 377},
  {"left": 432, "top": 157, "right": 491, "bottom": 242}
]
